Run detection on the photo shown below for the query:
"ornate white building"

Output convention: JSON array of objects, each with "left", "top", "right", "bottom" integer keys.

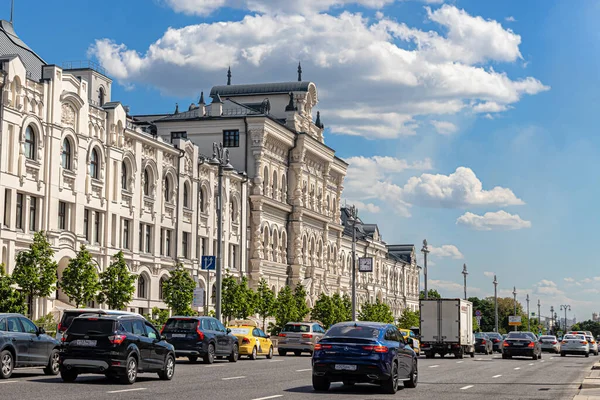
[{"left": 0, "top": 21, "right": 248, "bottom": 319}]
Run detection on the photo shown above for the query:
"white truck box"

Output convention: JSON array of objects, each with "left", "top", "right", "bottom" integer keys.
[{"left": 420, "top": 298, "right": 474, "bottom": 358}]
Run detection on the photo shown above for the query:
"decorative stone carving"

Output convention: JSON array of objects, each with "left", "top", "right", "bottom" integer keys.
[{"left": 61, "top": 103, "right": 75, "bottom": 127}]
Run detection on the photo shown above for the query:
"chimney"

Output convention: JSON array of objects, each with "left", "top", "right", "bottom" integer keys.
[
  {"left": 211, "top": 93, "right": 223, "bottom": 116},
  {"left": 198, "top": 92, "right": 205, "bottom": 116}
]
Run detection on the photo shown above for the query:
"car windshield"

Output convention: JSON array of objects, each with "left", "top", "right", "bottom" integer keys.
[
  {"left": 325, "top": 325, "right": 380, "bottom": 339},
  {"left": 486, "top": 333, "right": 501, "bottom": 338},
  {"left": 163, "top": 318, "right": 198, "bottom": 332},
  {"left": 474, "top": 333, "right": 486, "bottom": 338},
  {"left": 62, "top": 311, "right": 101, "bottom": 329},
  {"left": 68, "top": 318, "right": 114, "bottom": 334},
  {"left": 282, "top": 324, "right": 310, "bottom": 333},
  {"left": 541, "top": 336, "right": 556, "bottom": 340},
  {"left": 507, "top": 332, "right": 531, "bottom": 339},
  {"left": 564, "top": 335, "right": 583, "bottom": 340}
]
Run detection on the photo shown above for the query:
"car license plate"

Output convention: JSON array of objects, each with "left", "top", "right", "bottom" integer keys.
[
  {"left": 335, "top": 364, "right": 357, "bottom": 371},
  {"left": 73, "top": 340, "right": 96, "bottom": 347},
  {"left": 171, "top": 334, "right": 186, "bottom": 338},
  {"left": 513, "top": 343, "right": 523, "bottom": 346}
]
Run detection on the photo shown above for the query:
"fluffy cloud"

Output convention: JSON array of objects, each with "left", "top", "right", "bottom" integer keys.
[
  {"left": 456, "top": 210, "right": 531, "bottom": 231},
  {"left": 350, "top": 200, "right": 381, "bottom": 213},
  {"left": 429, "top": 244, "right": 464, "bottom": 259},
  {"left": 90, "top": 5, "right": 548, "bottom": 139},
  {"left": 344, "top": 163, "right": 524, "bottom": 216},
  {"left": 483, "top": 271, "right": 495, "bottom": 278},
  {"left": 431, "top": 120, "right": 458, "bottom": 135},
  {"left": 533, "top": 280, "right": 564, "bottom": 296},
  {"left": 505, "top": 16, "right": 516, "bottom": 22},
  {"left": 563, "top": 277, "right": 575, "bottom": 283},
  {"left": 429, "top": 279, "right": 481, "bottom": 295}
]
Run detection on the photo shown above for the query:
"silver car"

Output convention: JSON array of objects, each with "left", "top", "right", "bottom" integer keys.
[
  {"left": 277, "top": 322, "right": 325, "bottom": 356},
  {"left": 539, "top": 335, "right": 560, "bottom": 353},
  {"left": 560, "top": 334, "right": 589, "bottom": 357},
  {"left": 586, "top": 335, "right": 599, "bottom": 355}
]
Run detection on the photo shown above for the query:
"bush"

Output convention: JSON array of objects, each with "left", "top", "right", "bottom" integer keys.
[{"left": 34, "top": 313, "right": 57, "bottom": 337}]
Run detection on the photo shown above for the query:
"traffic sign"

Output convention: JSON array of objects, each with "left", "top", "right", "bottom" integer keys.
[
  {"left": 358, "top": 257, "right": 373, "bottom": 273},
  {"left": 475, "top": 310, "right": 482, "bottom": 317},
  {"left": 192, "top": 287, "right": 205, "bottom": 307},
  {"left": 476, "top": 315, "right": 482, "bottom": 326},
  {"left": 201, "top": 256, "right": 216, "bottom": 270},
  {"left": 508, "top": 316, "right": 522, "bottom": 326}
]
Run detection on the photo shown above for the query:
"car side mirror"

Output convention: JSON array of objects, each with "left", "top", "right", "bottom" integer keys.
[
  {"left": 226, "top": 328, "right": 231, "bottom": 334},
  {"left": 37, "top": 327, "right": 45, "bottom": 335}
]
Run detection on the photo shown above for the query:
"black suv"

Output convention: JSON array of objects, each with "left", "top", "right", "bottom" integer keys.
[
  {"left": 161, "top": 316, "right": 238, "bottom": 364},
  {"left": 0, "top": 313, "right": 60, "bottom": 379},
  {"left": 59, "top": 314, "right": 175, "bottom": 384}
]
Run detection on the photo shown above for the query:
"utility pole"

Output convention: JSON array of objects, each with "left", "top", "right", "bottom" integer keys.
[
  {"left": 560, "top": 304, "right": 571, "bottom": 332},
  {"left": 537, "top": 299, "right": 541, "bottom": 333},
  {"left": 349, "top": 205, "right": 358, "bottom": 321},
  {"left": 526, "top": 294, "right": 530, "bottom": 331},
  {"left": 513, "top": 286, "right": 517, "bottom": 332},
  {"left": 493, "top": 275, "right": 498, "bottom": 333},
  {"left": 550, "top": 306, "right": 554, "bottom": 333},
  {"left": 421, "top": 240, "right": 429, "bottom": 299},
  {"left": 462, "top": 263, "right": 468, "bottom": 300}
]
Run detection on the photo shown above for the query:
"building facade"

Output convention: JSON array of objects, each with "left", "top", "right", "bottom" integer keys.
[{"left": 0, "top": 21, "right": 248, "bottom": 319}]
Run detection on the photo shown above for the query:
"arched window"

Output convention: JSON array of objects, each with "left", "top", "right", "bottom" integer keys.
[
  {"left": 262, "top": 166, "right": 269, "bottom": 194},
  {"left": 138, "top": 275, "right": 147, "bottom": 299},
  {"left": 121, "top": 161, "right": 128, "bottom": 190},
  {"left": 183, "top": 182, "right": 190, "bottom": 208},
  {"left": 164, "top": 177, "right": 170, "bottom": 202},
  {"left": 98, "top": 87, "right": 105, "bottom": 106},
  {"left": 272, "top": 170, "right": 278, "bottom": 197},
  {"left": 159, "top": 276, "right": 167, "bottom": 300},
  {"left": 24, "top": 126, "right": 36, "bottom": 160},
  {"left": 89, "top": 148, "right": 99, "bottom": 179},
  {"left": 61, "top": 138, "right": 71, "bottom": 170},
  {"left": 199, "top": 187, "right": 206, "bottom": 212},
  {"left": 143, "top": 168, "right": 150, "bottom": 195},
  {"left": 230, "top": 199, "right": 236, "bottom": 222}
]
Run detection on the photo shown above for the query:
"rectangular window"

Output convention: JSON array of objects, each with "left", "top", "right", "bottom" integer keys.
[
  {"left": 182, "top": 232, "right": 189, "bottom": 259},
  {"left": 123, "top": 219, "right": 130, "bottom": 250},
  {"left": 29, "top": 197, "right": 37, "bottom": 232},
  {"left": 201, "top": 238, "right": 207, "bottom": 257},
  {"left": 139, "top": 223, "right": 144, "bottom": 252},
  {"left": 160, "top": 229, "right": 164, "bottom": 256},
  {"left": 15, "top": 193, "right": 22, "bottom": 230},
  {"left": 94, "top": 212, "right": 100, "bottom": 244},
  {"left": 145, "top": 225, "right": 151, "bottom": 253},
  {"left": 166, "top": 230, "right": 171, "bottom": 257},
  {"left": 83, "top": 209, "right": 89, "bottom": 241},
  {"left": 223, "top": 130, "right": 239, "bottom": 148},
  {"left": 58, "top": 201, "right": 66, "bottom": 230},
  {"left": 3, "top": 189, "right": 10, "bottom": 227},
  {"left": 231, "top": 245, "right": 237, "bottom": 269},
  {"left": 170, "top": 131, "right": 187, "bottom": 143}
]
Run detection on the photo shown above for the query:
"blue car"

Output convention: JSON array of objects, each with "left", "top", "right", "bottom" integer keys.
[{"left": 312, "top": 321, "right": 418, "bottom": 394}]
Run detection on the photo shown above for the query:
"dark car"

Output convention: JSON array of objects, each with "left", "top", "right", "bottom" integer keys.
[
  {"left": 56, "top": 308, "right": 139, "bottom": 339},
  {"left": 474, "top": 333, "right": 493, "bottom": 354},
  {"left": 0, "top": 313, "right": 61, "bottom": 379},
  {"left": 312, "top": 322, "right": 418, "bottom": 394},
  {"left": 59, "top": 314, "right": 175, "bottom": 384},
  {"left": 485, "top": 332, "right": 504, "bottom": 353},
  {"left": 502, "top": 331, "right": 542, "bottom": 360},
  {"left": 161, "top": 316, "right": 238, "bottom": 364}
]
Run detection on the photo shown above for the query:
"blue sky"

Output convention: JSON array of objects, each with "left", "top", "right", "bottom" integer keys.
[{"left": 11, "top": 0, "right": 600, "bottom": 320}]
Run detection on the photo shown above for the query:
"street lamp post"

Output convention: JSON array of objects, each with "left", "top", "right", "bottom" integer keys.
[
  {"left": 349, "top": 205, "right": 359, "bottom": 321},
  {"left": 461, "top": 263, "right": 468, "bottom": 300},
  {"left": 554, "top": 312, "right": 558, "bottom": 332},
  {"left": 550, "top": 306, "right": 554, "bottom": 333},
  {"left": 513, "top": 286, "right": 517, "bottom": 331},
  {"left": 493, "top": 275, "right": 498, "bottom": 333},
  {"left": 537, "top": 299, "right": 541, "bottom": 332},
  {"left": 526, "top": 294, "right": 530, "bottom": 331},
  {"left": 208, "top": 142, "right": 235, "bottom": 322},
  {"left": 560, "top": 304, "right": 571, "bottom": 332},
  {"left": 421, "top": 240, "right": 429, "bottom": 299}
]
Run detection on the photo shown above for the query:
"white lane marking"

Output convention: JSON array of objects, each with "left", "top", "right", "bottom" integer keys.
[
  {"left": 514, "top": 367, "right": 520, "bottom": 370},
  {"left": 456, "top": 361, "right": 464, "bottom": 364},
  {"left": 222, "top": 376, "right": 246, "bottom": 380},
  {"left": 106, "top": 388, "right": 147, "bottom": 394},
  {"left": 528, "top": 363, "right": 534, "bottom": 366},
  {"left": 493, "top": 375, "right": 502, "bottom": 378},
  {"left": 296, "top": 368, "right": 312, "bottom": 372},
  {"left": 429, "top": 365, "right": 439, "bottom": 368},
  {"left": 460, "top": 385, "right": 474, "bottom": 390},
  {"left": 0, "top": 381, "right": 17, "bottom": 384},
  {"left": 541, "top": 360, "right": 545, "bottom": 362},
  {"left": 252, "top": 396, "right": 283, "bottom": 400},
  {"left": 205, "top": 364, "right": 225, "bottom": 368},
  {"left": 269, "top": 360, "right": 284, "bottom": 363}
]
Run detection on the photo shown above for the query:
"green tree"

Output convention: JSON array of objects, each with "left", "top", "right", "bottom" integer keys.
[
  {"left": 419, "top": 289, "right": 442, "bottom": 299},
  {"left": 221, "top": 273, "right": 239, "bottom": 322},
  {"left": 145, "top": 307, "right": 171, "bottom": 327},
  {"left": 577, "top": 320, "right": 600, "bottom": 337},
  {"left": 331, "top": 293, "right": 352, "bottom": 325},
  {"left": 58, "top": 245, "right": 100, "bottom": 308},
  {"left": 469, "top": 297, "right": 495, "bottom": 332},
  {"left": 162, "top": 263, "right": 196, "bottom": 315},
  {"left": 358, "top": 299, "right": 394, "bottom": 323},
  {"left": 97, "top": 251, "right": 137, "bottom": 310},
  {"left": 235, "top": 276, "right": 256, "bottom": 319},
  {"left": 12, "top": 231, "right": 58, "bottom": 316},
  {"left": 0, "top": 264, "right": 26, "bottom": 314},
  {"left": 293, "top": 284, "right": 310, "bottom": 321},
  {"left": 273, "top": 286, "right": 296, "bottom": 334},
  {"left": 397, "top": 308, "right": 420, "bottom": 329},
  {"left": 255, "top": 278, "right": 276, "bottom": 332},
  {"left": 311, "top": 293, "right": 335, "bottom": 328}
]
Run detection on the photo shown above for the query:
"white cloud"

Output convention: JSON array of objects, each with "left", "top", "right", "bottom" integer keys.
[
  {"left": 534, "top": 280, "right": 564, "bottom": 296},
  {"left": 472, "top": 101, "right": 511, "bottom": 114},
  {"left": 90, "top": 5, "right": 548, "bottom": 139},
  {"left": 429, "top": 244, "right": 464, "bottom": 259},
  {"left": 429, "top": 279, "right": 481, "bottom": 296},
  {"left": 456, "top": 210, "right": 531, "bottom": 231},
  {"left": 431, "top": 120, "right": 458, "bottom": 135},
  {"left": 505, "top": 16, "right": 516, "bottom": 22},
  {"left": 563, "top": 277, "right": 575, "bottom": 283},
  {"left": 350, "top": 200, "right": 381, "bottom": 213},
  {"left": 483, "top": 271, "right": 495, "bottom": 278}
]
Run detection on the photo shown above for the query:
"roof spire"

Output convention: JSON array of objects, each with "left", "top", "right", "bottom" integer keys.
[
  {"left": 199, "top": 91, "right": 205, "bottom": 105},
  {"left": 10, "top": 0, "right": 14, "bottom": 25},
  {"left": 227, "top": 66, "right": 232, "bottom": 86},
  {"left": 315, "top": 111, "right": 324, "bottom": 129},
  {"left": 297, "top": 62, "right": 302, "bottom": 82},
  {"left": 174, "top": 103, "right": 179, "bottom": 114},
  {"left": 285, "top": 92, "right": 296, "bottom": 112}
]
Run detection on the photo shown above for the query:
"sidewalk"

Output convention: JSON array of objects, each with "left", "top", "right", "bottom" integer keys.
[{"left": 574, "top": 362, "right": 600, "bottom": 399}]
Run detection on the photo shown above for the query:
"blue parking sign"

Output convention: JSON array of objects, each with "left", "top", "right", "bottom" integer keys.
[{"left": 201, "top": 256, "right": 216, "bottom": 270}]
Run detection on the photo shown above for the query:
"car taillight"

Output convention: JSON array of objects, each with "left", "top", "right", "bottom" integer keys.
[
  {"left": 581, "top": 341, "right": 588, "bottom": 344},
  {"left": 527, "top": 342, "right": 535, "bottom": 348},
  {"left": 160, "top": 326, "right": 164, "bottom": 334},
  {"left": 493, "top": 339, "right": 499, "bottom": 343},
  {"left": 302, "top": 334, "right": 313, "bottom": 338},
  {"left": 552, "top": 341, "right": 557, "bottom": 344},
  {"left": 61, "top": 335, "right": 67, "bottom": 342},
  {"left": 481, "top": 340, "right": 486, "bottom": 345},
  {"left": 108, "top": 334, "right": 126, "bottom": 345},
  {"left": 314, "top": 344, "right": 331, "bottom": 350},
  {"left": 57, "top": 323, "right": 63, "bottom": 332},
  {"left": 242, "top": 337, "right": 250, "bottom": 344},
  {"left": 279, "top": 333, "right": 287, "bottom": 337},
  {"left": 362, "top": 345, "right": 388, "bottom": 353},
  {"left": 503, "top": 342, "right": 509, "bottom": 347},
  {"left": 561, "top": 341, "right": 567, "bottom": 344},
  {"left": 420, "top": 343, "right": 427, "bottom": 347}
]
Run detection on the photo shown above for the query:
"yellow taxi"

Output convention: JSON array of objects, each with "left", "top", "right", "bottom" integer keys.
[
  {"left": 227, "top": 320, "right": 274, "bottom": 360},
  {"left": 399, "top": 328, "right": 420, "bottom": 355}
]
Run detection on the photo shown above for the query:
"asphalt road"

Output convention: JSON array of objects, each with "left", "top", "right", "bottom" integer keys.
[{"left": 1, "top": 352, "right": 594, "bottom": 400}]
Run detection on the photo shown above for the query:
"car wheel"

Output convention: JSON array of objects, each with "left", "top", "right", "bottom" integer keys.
[
  {"left": 188, "top": 356, "right": 198, "bottom": 363},
  {"left": 561, "top": 352, "right": 566, "bottom": 357},
  {"left": 278, "top": 349, "right": 287, "bottom": 357},
  {"left": 203, "top": 344, "right": 215, "bottom": 364},
  {"left": 250, "top": 347, "right": 257, "bottom": 360},
  {"left": 404, "top": 359, "right": 418, "bottom": 389},
  {"left": 382, "top": 361, "right": 399, "bottom": 394},
  {"left": 586, "top": 353, "right": 590, "bottom": 358},
  {"left": 0, "top": 350, "right": 14, "bottom": 379},
  {"left": 61, "top": 369, "right": 78, "bottom": 383},
  {"left": 470, "top": 351, "right": 475, "bottom": 358},
  {"left": 502, "top": 353, "right": 508, "bottom": 359},
  {"left": 266, "top": 346, "right": 273, "bottom": 359},
  {"left": 158, "top": 354, "right": 175, "bottom": 380},
  {"left": 44, "top": 349, "right": 60, "bottom": 375},
  {"left": 595, "top": 351, "right": 598, "bottom": 356},
  {"left": 312, "top": 375, "right": 330, "bottom": 391},
  {"left": 119, "top": 355, "right": 138, "bottom": 384},
  {"left": 294, "top": 350, "right": 302, "bottom": 357},
  {"left": 228, "top": 344, "right": 239, "bottom": 363},
  {"left": 532, "top": 353, "right": 538, "bottom": 360},
  {"left": 425, "top": 352, "right": 433, "bottom": 359},
  {"left": 539, "top": 352, "right": 542, "bottom": 359}
]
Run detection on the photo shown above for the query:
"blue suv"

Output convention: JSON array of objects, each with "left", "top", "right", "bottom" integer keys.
[{"left": 312, "top": 322, "right": 418, "bottom": 394}]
